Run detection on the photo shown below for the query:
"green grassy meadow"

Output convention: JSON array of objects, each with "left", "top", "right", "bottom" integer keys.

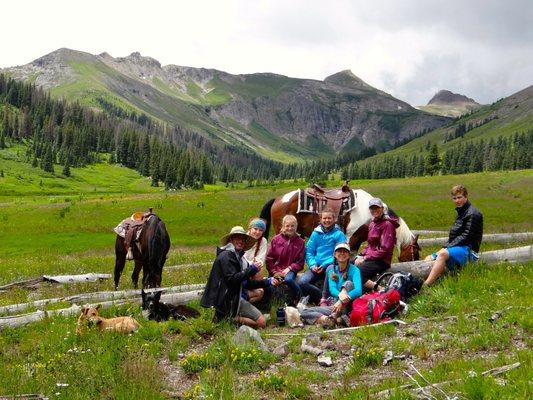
[{"left": 0, "top": 150, "right": 532, "bottom": 398}]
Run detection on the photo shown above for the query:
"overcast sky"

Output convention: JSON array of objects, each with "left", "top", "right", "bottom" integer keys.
[{"left": 1, "top": 0, "right": 531, "bottom": 105}]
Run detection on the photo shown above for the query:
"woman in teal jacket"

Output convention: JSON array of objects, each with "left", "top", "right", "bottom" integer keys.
[
  {"left": 300, "top": 243, "right": 362, "bottom": 327},
  {"left": 298, "top": 208, "right": 347, "bottom": 303}
]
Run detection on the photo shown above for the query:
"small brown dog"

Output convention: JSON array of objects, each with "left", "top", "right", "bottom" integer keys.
[{"left": 76, "top": 304, "right": 140, "bottom": 334}]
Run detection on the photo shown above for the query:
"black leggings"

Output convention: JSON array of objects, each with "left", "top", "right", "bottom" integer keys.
[{"left": 358, "top": 260, "right": 389, "bottom": 283}]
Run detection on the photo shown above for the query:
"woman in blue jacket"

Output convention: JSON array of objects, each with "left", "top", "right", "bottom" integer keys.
[
  {"left": 298, "top": 208, "right": 347, "bottom": 303},
  {"left": 300, "top": 243, "right": 362, "bottom": 327}
]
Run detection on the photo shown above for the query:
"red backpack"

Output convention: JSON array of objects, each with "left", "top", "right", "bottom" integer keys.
[{"left": 349, "top": 289, "right": 402, "bottom": 326}]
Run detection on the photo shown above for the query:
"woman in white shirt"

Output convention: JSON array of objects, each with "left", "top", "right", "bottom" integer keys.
[{"left": 244, "top": 218, "right": 268, "bottom": 303}]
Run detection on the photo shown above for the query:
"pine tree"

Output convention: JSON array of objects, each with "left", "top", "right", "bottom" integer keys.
[
  {"left": 425, "top": 144, "right": 440, "bottom": 175},
  {"left": 42, "top": 144, "right": 54, "bottom": 173},
  {"left": 62, "top": 155, "right": 71, "bottom": 177}
]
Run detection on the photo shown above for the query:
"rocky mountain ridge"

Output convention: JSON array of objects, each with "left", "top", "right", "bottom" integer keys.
[
  {"left": 4, "top": 48, "right": 451, "bottom": 161},
  {"left": 418, "top": 89, "right": 482, "bottom": 118},
  {"left": 428, "top": 89, "right": 479, "bottom": 106}
]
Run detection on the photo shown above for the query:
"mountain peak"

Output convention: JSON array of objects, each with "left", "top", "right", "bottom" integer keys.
[
  {"left": 428, "top": 90, "right": 478, "bottom": 105},
  {"left": 118, "top": 52, "right": 161, "bottom": 68},
  {"left": 324, "top": 70, "right": 374, "bottom": 90}
]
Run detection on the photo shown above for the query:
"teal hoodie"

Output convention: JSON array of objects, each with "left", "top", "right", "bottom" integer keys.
[
  {"left": 305, "top": 224, "right": 347, "bottom": 268},
  {"left": 326, "top": 263, "right": 362, "bottom": 301}
]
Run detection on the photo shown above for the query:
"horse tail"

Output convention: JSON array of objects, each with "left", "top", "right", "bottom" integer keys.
[
  {"left": 149, "top": 217, "right": 167, "bottom": 287},
  {"left": 259, "top": 198, "right": 275, "bottom": 239}
]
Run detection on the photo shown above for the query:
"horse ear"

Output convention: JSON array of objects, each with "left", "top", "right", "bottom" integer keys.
[
  {"left": 81, "top": 306, "right": 88, "bottom": 315},
  {"left": 413, "top": 234, "right": 419, "bottom": 243},
  {"left": 141, "top": 289, "right": 146, "bottom": 299},
  {"left": 155, "top": 291, "right": 162, "bottom": 301},
  {"left": 96, "top": 304, "right": 101, "bottom": 310}
]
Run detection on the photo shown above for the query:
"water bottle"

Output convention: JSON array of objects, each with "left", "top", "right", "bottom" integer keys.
[{"left": 276, "top": 307, "right": 286, "bottom": 326}]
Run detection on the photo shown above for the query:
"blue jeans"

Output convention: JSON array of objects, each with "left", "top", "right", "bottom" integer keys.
[
  {"left": 297, "top": 269, "right": 324, "bottom": 303},
  {"left": 284, "top": 270, "right": 302, "bottom": 300}
]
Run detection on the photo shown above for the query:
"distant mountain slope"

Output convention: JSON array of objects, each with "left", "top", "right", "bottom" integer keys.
[
  {"left": 4, "top": 48, "right": 451, "bottom": 162},
  {"left": 364, "top": 85, "right": 533, "bottom": 160},
  {"left": 418, "top": 89, "right": 482, "bottom": 118}
]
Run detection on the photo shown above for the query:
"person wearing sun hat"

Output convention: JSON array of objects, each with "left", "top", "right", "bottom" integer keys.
[{"left": 201, "top": 226, "right": 280, "bottom": 328}]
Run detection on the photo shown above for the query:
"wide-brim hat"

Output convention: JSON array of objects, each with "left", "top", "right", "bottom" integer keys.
[{"left": 220, "top": 226, "right": 257, "bottom": 251}]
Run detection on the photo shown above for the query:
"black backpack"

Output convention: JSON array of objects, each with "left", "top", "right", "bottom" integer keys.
[{"left": 375, "top": 271, "right": 422, "bottom": 301}]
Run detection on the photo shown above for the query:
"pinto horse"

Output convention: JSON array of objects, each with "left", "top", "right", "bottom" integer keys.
[
  {"left": 259, "top": 188, "right": 420, "bottom": 262},
  {"left": 114, "top": 214, "right": 171, "bottom": 289}
]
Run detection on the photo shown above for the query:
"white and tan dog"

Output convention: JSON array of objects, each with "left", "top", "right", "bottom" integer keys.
[{"left": 76, "top": 304, "right": 140, "bottom": 334}]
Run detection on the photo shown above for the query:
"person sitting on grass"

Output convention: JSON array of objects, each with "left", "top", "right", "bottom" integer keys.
[
  {"left": 298, "top": 207, "right": 347, "bottom": 304},
  {"left": 200, "top": 226, "right": 280, "bottom": 329},
  {"left": 423, "top": 185, "right": 483, "bottom": 286},
  {"left": 300, "top": 243, "right": 362, "bottom": 328},
  {"left": 243, "top": 218, "right": 269, "bottom": 304},
  {"left": 354, "top": 198, "right": 399, "bottom": 290},
  {"left": 266, "top": 214, "right": 305, "bottom": 305}
]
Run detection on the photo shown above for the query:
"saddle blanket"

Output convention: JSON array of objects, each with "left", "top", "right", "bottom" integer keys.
[{"left": 113, "top": 213, "right": 146, "bottom": 240}]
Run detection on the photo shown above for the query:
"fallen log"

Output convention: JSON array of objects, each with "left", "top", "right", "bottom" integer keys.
[
  {"left": 0, "top": 283, "right": 205, "bottom": 316},
  {"left": 165, "top": 262, "right": 211, "bottom": 271},
  {"left": 0, "top": 289, "right": 203, "bottom": 330},
  {"left": 418, "top": 232, "right": 533, "bottom": 247},
  {"left": 0, "top": 273, "right": 111, "bottom": 292},
  {"left": 389, "top": 245, "right": 533, "bottom": 279},
  {"left": 411, "top": 230, "right": 448, "bottom": 235},
  {"left": 43, "top": 273, "right": 111, "bottom": 283}
]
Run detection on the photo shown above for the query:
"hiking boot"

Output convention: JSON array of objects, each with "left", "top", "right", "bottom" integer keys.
[
  {"left": 126, "top": 248, "right": 134, "bottom": 260},
  {"left": 318, "top": 315, "right": 336, "bottom": 329}
]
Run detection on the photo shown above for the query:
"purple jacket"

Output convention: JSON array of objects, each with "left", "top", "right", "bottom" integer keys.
[
  {"left": 266, "top": 233, "right": 305, "bottom": 275},
  {"left": 360, "top": 215, "right": 399, "bottom": 266}
]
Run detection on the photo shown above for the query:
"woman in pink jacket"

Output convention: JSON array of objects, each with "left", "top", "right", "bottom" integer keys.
[
  {"left": 266, "top": 215, "right": 305, "bottom": 303},
  {"left": 355, "top": 198, "right": 399, "bottom": 289}
]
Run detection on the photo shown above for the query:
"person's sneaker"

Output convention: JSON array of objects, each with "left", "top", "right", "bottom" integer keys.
[
  {"left": 126, "top": 248, "right": 134, "bottom": 260},
  {"left": 340, "top": 314, "right": 351, "bottom": 327}
]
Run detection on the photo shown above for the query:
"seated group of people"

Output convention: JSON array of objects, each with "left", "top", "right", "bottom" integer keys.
[{"left": 201, "top": 184, "right": 483, "bottom": 329}]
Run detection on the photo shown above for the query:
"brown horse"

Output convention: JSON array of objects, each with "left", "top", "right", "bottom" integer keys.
[
  {"left": 259, "top": 188, "right": 420, "bottom": 262},
  {"left": 114, "top": 214, "right": 171, "bottom": 289}
]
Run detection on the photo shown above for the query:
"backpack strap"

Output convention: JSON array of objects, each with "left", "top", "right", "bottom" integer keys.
[{"left": 374, "top": 272, "right": 394, "bottom": 291}]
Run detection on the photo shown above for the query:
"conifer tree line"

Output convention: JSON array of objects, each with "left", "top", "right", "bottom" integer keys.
[
  {"left": 0, "top": 74, "right": 285, "bottom": 187},
  {"left": 341, "top": 131, "right": 533, "bottom": 180},
  {"left": 1, "top": 74, "right": 530, "bottom": 187}
]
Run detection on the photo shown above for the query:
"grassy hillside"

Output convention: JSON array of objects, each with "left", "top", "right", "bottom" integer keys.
[
  {"left": 0, "top": 144, "right": 157, "bottom": 196},
  {"left": 365, "top": 88, "right": 533, "bottom": 164},
  {"left": 0, "top": 167, "right": 531, "bottom": 398}
]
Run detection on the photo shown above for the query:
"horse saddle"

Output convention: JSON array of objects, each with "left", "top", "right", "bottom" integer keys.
[
  {"left": 298, "top": 182, "right": 355, "bottom": 220},
  {"left": 114, "top": 209, "right": 156, "bottom": 255}
]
